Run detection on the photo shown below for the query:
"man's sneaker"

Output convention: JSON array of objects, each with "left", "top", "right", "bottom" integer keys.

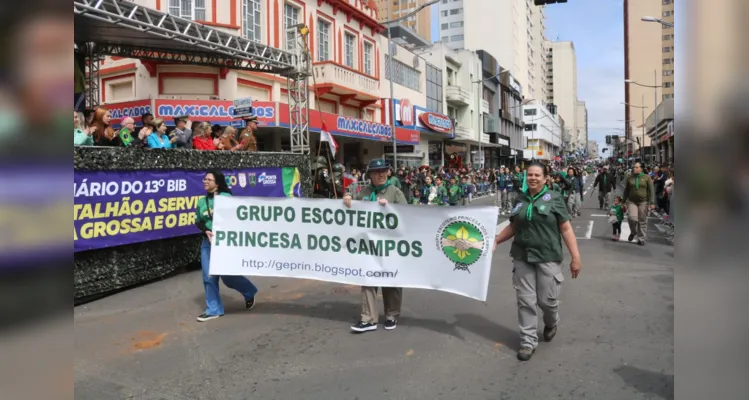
[
  {"left": 245, "top": 297, "right": 256, "bottom": 310},
  {"left": 517, "top": 346, "right": 535, "bottom": 361},
  {"left": 384, "top": 318, "right": 398, "bottom": 331},
  {"left": 350, "top": 321, "right": 377, "bottom": 333},
  {"left": 197, "top": 313, "right": 221, "bottom": 322},
  {"left": 628, "top": 233, "right": 636, "bottom": 242},
  {"left": 543, "top": 325, "right": 558, "bottom": 342},
  {"left": 638, "top": 240, "right": 646, "bottom": 246}
]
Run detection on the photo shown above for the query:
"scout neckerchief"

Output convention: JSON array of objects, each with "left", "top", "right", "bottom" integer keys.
[
  {"left": 521, "top": 171, "right": 528, "bottom": 193},
  {"left": 524, "top": 185, "right": 549, "bottom": 222},
  {"left": 365, "top": 182, "right": 391, "bottom": 201},
  {"left": 634, "top": 173, "right": 644, "bottom": 190}
]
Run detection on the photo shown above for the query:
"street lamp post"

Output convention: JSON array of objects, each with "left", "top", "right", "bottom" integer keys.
[
  {"left": 641, "top": 16, "right": 674, "bottom": 28},
  {"left": 620, "top": 100, "right": 647, "bottom": 163},
  {"left": 625, "top": 76, "right": 662, "bottom": 162},
  {"left": 384, "top": 0, "right": 439, "bottom": 168}
]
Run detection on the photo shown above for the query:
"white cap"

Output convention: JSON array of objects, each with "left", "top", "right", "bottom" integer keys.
[{"left": 500, "top": 165, "right": 506, "bottom": 168}]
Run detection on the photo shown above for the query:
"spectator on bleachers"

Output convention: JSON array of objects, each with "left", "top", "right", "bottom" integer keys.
[
  {"left": 74, "top": 111, "right": 94, "bottom": 146},
  {"left": 193, "top": 122, "right": 218, "bottom": 150},
  {"left": 91, "top": 107, "right": 121, "bottom": 147},
  {"left": 146, "top": 118, "right": 174, "bottom": 149}
]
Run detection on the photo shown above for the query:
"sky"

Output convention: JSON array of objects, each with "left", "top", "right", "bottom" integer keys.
[{"left": 430, "top": 0, "right": 624, "bottom": 155}]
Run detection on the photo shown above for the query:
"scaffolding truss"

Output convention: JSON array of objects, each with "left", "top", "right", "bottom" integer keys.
[{"left": 74, "top": 0, "right": 311, "bottom": 154}]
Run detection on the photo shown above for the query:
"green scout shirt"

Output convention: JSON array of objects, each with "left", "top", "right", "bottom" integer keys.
[
  {"left": 410, "top": 197, "right": 421, "bottom": 205},
  {"left": 195, "top": 192, "right": 231, "bottom": 232},
  {"left": 447, "top": 184, "right": 462, "bottom": 204},
  {"left": 609, "top": 204, "right": 624, "bottom": 222},
  {"left": 387, "top": 176, "right": 401, "bottom": 189},
  {"left": 509, "top": 187, "right": 571, "bottom": 263},
  {"left": 622, "top": 173, "right": 655, "bottom": 204},
  {"left": 436, "top": 185, "right": 448, "bottom": 206},
  {"left": 354, "top": 184, "right": 407, "bottom": 204}
]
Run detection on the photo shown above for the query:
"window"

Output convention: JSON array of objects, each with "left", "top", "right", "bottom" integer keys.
[
  {"left": 664, "top": 82, "right": 672, "bottom": 88},
  {"left": 663, "top": 0, "right": 671, "bottom": 4},
  {"left": 441, "top": 10, "right": 448, "bottom": 17},
  {"left": 450, "top": 21, "right": 463, "bottom": 28},
  {"left": 663, "top": 94, "right": 674, "bottom": 100},
  {"left": 449, "top": 8, "right": 461, "bottom": 15},
  {"left": 363, "top": 42, "right": 373, "bottom": 75},
  {"left": 384, "top": 55, "right": 421, "bottom": 92},
  {"left": 441, "top": 23, "right": 449, "bottom": 30},
  {"left": 344, "top": 33, "right": 356, "bottom": 68},
  {"left": 524, "top": 108, "right": 537, "bottom": 116},
  {"left": 450, "top": 34, "right": 464, "bottom": 41},
  {"left": 317, "top": 19, "right": 331, "bottom": 61},
  {"left": 441, "top": 36, "right": 449, "bottom": 42},
  {"left": 663, "top": 70, "right": 673, "bottom": 76},
  {"left": 663, "top": 10, "right": 672, "bottom": 17},
  {"left": 662, "top": 34, "right": 672, "bottom": 40},
  {"left": 524, "top": 124, "right": 537, "bottom": 131},
  {"left": 663, "top": 58, "right": 672, "bottom": 64},
  {"left": 663, "top": 46, "right": 671, "bottom": 52},
  {"left": 284, "top": 3, "right": 300, "bottom": 51},
  {"left": 168, "top": 0, "right": 206, "bottom": 20},
  {"left": 426, "top": 64, "right": 443, "bottom": 114},
  {"left": 242, "top": 0, "right": 262, "bottom": 42}
]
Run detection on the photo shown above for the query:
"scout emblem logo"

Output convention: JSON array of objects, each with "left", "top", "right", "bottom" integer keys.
[
  {"left": 248, "top": 172, "right": 257, "bottom": 187},
  {"left": 539, "top": 204, "right": 547, "bottom": 212},
  {"left": 436, "top": 217, "right": 490, "bottom": 273},
  {"left": 542, "top": 193, "right": 551, "bottom": 201},
  {"left": 512, "top": 202, "right": 523, "bottom": 214},
  {"left": 238, "top": 173, "right": 247, "bottom": 188}
]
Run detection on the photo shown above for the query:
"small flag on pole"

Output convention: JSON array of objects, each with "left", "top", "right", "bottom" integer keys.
[{"left": 320, "top": 123, "right": 338, "bottom": 158}]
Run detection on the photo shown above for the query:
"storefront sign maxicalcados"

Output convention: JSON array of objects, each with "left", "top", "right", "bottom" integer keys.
[{"left": 419, "top": 112, "right": 453, "bottom": 134}]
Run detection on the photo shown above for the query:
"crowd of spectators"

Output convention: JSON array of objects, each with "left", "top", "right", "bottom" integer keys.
[{"left": 73, "top": 106, "right": 259, "bottom": 151}]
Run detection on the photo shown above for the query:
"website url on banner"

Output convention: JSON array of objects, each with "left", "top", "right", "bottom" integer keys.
[{"left": 241, "top": 259, "right": 399, "bottom": 278}]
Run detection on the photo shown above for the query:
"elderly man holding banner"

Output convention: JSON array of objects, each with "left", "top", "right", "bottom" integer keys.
[{"left": 343, "top": 159, "right": 408, "bottom": 333}]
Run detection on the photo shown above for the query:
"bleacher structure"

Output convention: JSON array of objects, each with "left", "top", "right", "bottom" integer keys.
[{"left": 74, "top": 0, "right": 311, "bottom": 154}]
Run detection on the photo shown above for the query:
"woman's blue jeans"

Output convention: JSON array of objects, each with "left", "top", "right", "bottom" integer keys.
[{"left": 201, "top": 238, "right": 258, "bottom": 316}]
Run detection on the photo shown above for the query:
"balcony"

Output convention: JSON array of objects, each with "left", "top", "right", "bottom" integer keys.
[
  {"left": 454, "top": 125, "right": 472, "bottom": 140},
  {"left": 446, "top": 85, "right": 471, "bottom": 106},
  {"left": 481, "top": 99, "right": 489, "bottom": 114},
  {"left": 312, "top": 61, "right": 378, "bottom": 100}
]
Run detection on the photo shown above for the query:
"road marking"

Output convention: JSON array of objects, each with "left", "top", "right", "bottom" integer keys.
[
  {"left": 591, "top": 214, "right": 608, "bottom": 217},
  {"left": 575, "top": 220, "right": 594, "bottom": 240}
]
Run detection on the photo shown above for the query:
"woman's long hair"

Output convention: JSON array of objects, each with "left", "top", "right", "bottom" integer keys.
[
  {"left": 207, "top": 169, "right": 232, "bottom": 195},
  {"left": 91, "top": 107, "right": 115, "bottom": 141}
]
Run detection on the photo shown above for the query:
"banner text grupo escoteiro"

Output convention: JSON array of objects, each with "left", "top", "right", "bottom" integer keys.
[{"left": 74, "top": 168, "right": 302, "bottom": 252}]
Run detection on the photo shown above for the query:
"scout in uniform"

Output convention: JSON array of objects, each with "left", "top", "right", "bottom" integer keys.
[
  {"left": 621, "top": 162, "right": 656, "bottom": 245},
  {"left": 171, "top": 115, "right": 193, "bottom": 148},
  {"left": 343, "top": 159, "right": 407, "bottom": 333},
  {"left": 233, "top": 116, "right": 259, "bottom": 151},
  {"left": 493, "top": 162, "right": 582, "bottom": 361}
]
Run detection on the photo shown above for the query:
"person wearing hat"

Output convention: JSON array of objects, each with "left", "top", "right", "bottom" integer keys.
[
  {"left": 170, "top": 115, "right": 193, "bottom": 148},
  {"left": 591, "top": 165, "right": 616, "bottom": 209},
  {"left": 343, "top": 159, "right": 407, "bottom": 333},
  {"left": 232, "top": 115, "right": 259, "bottom": 151}
]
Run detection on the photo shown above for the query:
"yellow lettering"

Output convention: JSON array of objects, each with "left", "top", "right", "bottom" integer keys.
[
  {"left": 154, "top": 215, "right": 164, "bottom": 230},
  {"left": 140, "top": 216, "right": 152, "bottom": 231},
  {"left": 145, "top": 199, "right": 157, "bottom": 213},
  {"left": 158, "top": 198, "right": 169, "bottom": 212}
]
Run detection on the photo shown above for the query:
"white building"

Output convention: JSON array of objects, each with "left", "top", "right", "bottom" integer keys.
[
  {"left": 438, "top": 0, "right": 547, "bottom": 100},
  {"left": 587, "top": 140, "right": 599, "bottom": 159},
  {"left": 423, "top": 43, "right": 487, "bottom": 167},
  {"left": 522, "top": 100, "right": 562, "bottom": 161}
]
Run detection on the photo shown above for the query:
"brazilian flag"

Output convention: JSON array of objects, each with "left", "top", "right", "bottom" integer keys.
[{"left": 282, "top": 167, "right": 303, "bottom": 197}]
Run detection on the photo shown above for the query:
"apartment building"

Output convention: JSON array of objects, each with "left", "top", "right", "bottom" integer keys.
[
  {"left": 576, "top": 100, "right": 588, "bottom": 153},
  {"left": 624, "top": 0, "right": 673, "bottom": 152},
  {"left": 523, "top": 100, "right": 563, "bottom": 161},
  {"left": 587, "top": 140, "right": 599, "bottom": 159},
  {"left": 514, "top": 0, "right": 548, "bottom": 102},
  {"left": 437, "top": 0, "right": 515, "bottom": 81},
  {"left": 96, "top": 0, "right": 457, "bottom": 168},
  {"left": 546, "top": 41, "right": 579, "bottom": 153},
  {"left": 373, "top": 0, "right": 432, "bottom": 42}
]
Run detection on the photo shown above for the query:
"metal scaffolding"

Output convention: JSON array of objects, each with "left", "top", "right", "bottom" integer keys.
[{"left": 73, "top": 0, "right": 311, "bottom": 154}]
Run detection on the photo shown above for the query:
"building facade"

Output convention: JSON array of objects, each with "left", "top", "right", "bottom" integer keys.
[
  {"left": 624, "top": 0, "right": 674, "bottom": 152},
  {"left": 97, "top": 0, "right": 455, "bottom": 169},
  {"left": 513, "top": 0, "right": 548, "bottom": 102},
  {"left": 546, "top": 41, "right": 579, "bottom": 154},
  {"left": 522, "top": 100, "right": 562, "bottom": 161},
  {"left": 587, "top": 140, "right": 599, "bottom": 160},
  {"left": 373, "top": 0, "right": 432, "bottom": 42},
  {"left": 576, "top": 100, "right": 588, "bottom": 154}
]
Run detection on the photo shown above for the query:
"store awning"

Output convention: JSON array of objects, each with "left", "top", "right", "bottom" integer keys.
[{"left": 74, "top": 0, "right": 294, "bottom": 73}]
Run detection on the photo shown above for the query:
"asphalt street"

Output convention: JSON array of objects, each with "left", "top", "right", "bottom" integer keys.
[{"left": 74, "top": 180, "right": 675, "bottom": 400}]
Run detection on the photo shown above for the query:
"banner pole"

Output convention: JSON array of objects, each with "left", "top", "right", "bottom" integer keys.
[{"left": 327, "top": 148, "right": 339, "bottom": 199}]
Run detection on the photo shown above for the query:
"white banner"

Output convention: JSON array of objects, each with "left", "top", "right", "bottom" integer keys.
[{"left": 210, "top": 197, "right": 499, "bottom": 301}]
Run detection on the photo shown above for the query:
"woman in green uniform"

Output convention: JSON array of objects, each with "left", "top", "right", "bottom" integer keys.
[{"left": 493, "top": 163, "right": 582, "bottom": 361}]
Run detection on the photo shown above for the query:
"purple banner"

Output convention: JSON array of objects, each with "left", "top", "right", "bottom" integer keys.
[{"left": 74, "top": 168, "right": 296, "bottom": 252}]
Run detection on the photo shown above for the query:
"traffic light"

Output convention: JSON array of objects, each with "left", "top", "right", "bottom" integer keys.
[
  {"left": 605, "top": 135, "right": 611, "bottom": 145},
  {"left": 612, "top": 135, "right": 619, "bottom": 142},
  {"left": 602, "top": 148, "right": 608, "bottom": 153}
]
